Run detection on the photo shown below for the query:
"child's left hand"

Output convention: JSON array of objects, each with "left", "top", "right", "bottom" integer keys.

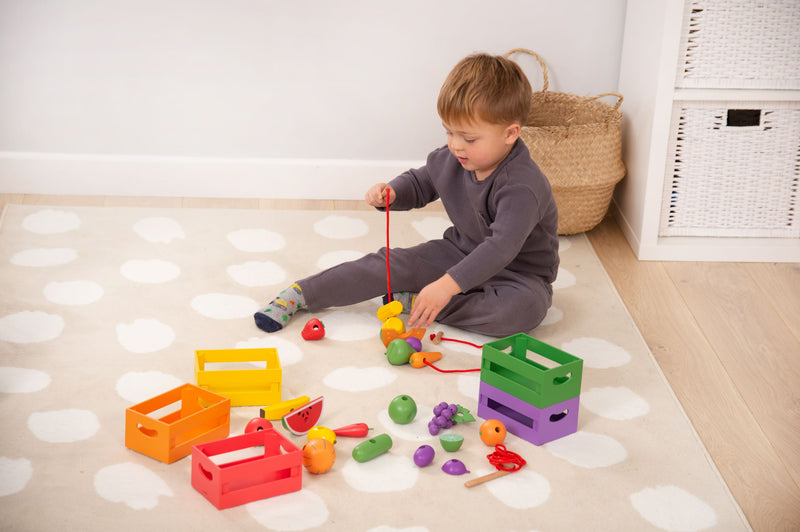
[{"left": 407, "top": 274, "right": 462, "bottom": 328}]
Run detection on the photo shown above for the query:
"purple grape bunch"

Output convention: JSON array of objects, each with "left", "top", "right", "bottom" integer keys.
[{"left": 428, "top": 402, "right": 459, "bottom": 435}]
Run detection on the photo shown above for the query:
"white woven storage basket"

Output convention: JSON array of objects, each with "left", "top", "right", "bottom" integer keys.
[
  {"left": 676, "top": 0, "right": 800, "bottom": 90},
  {"left": 660, "top": 100, "right": 800, "bottom": 238}
]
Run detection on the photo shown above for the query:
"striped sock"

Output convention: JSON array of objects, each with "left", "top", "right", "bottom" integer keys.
[{"left": 254, "top": 284, "right": 306, "bottom": 332}]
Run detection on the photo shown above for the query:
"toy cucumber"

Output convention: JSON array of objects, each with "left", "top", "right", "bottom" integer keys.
[
  {"left": 260, "top": 395, "right": 311, "bottom": 420},
  {"left": 281, "top": 396, "right": 324, "bottom": 435},
  {"left": 352, "top": 433, "right": 393, "bottom": 462}
]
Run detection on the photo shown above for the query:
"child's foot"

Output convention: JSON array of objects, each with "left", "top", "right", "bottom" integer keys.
[
  {"left": 382, "top": 292, "right": 417, "bottom": 313},
  {"left": 254, "top": 284, "right": 306, "bottom": 332}
]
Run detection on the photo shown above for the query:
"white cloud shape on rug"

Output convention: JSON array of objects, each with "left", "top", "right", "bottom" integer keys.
[
  {"left": 630, "top": 485, "right": 717, "bottom": 531},
  {"left": 236, "top": 337, "right": 303, "bottom": 366},
  {"left": 411, "top": 216, "right": 450, "bottom": 240},
  {"left": 561, "top": 337, "right": 632, "bottom": 369},
  {"left": 0, "top": 367, "right": 51, "bottom": 393},
  {"left": 322, "top": 310, "right": 380, "bottom": 341},
  {"left": 10, "top": 248, "right": 78, "bottom": 267},
  {"left": 581, "top": 386, "right": 650, "bottom": 420},
  {"left": 28, "top": 409, "right": 100, "bottom": 443},
  {"left": 559, "top": 236, "right": 573, "bottom": 252},
  {"left": 246, "top": 489, "right": 329, "bottom": 531},
  {"left": 191, "top": 293, "right": 260, "bottom": 319},
  {"left": 539, "top": 305, "right": 564, "bottom": 326},
  {"left": 545, "top": 431, "right": 627, "bottom": 468},
  {"left": 43, "top": 280, "right": 104, "bottom": 305},
  {"left": 116, "top": 318, "right": 175, "bottom": 353},
  {"left": 133, "top": 217, "right": 185, "bottom": 243},
  {"left": 22, "top": 209, "right": 80, "bottom": 234},
  {"left": 377, "top": 408, "right": 434, "bottom": 442},
  {"left": 120, "top": 259, "right": 180, "bottom": 283},
  {"left": 116, "top": 371, "right": 184, "bottom": 403},
  {"left": 323, "top": 366, "right": 396, "bottom": 392},
  {"left": 227, "top": 260, "right": 286, "bottom": 287},
  {"left": 316, "top": 250, "right": 364, "bottom": 270},
  {"left": 471, "top": 466, "right": 551, "bottom": 509},
  {"left": 94, "top": 462, "right": 173, "bottom": 510},
  {"left": 430, "top": 325, "right": 488, "bottom": 356},
  {"left": 227, "top": 228, "right": 286, "bottom": 252},
  {"left": 553, "top": 267, "right": 576, "bottom": 290},
  {"left": 457, "top": 374, "right": 481, "bottom": 400},
  {"left": 342, "top": 454, "right": 418, "bottom": 492},
  {"left": 0, "top": 457, "right": 33, "bottom": 496},
  {"left": 0, "top": 311, "right": 63, "bottom": 343},
  {"left": 313, "top": 215, "right": 368, "bottom": 239}
]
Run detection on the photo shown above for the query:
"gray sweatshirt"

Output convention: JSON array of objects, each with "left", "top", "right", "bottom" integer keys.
[{"left": 388, "top": 139, "right": 559, "bottom": 292}]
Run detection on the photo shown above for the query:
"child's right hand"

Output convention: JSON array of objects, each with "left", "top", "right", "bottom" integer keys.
[{"left": 365, "top": 183, "right": 395, "bottom": 208}]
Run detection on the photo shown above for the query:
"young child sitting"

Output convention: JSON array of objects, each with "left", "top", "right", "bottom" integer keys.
[{"left": 255, "top": 52, "right": 559, "bottom": 338}]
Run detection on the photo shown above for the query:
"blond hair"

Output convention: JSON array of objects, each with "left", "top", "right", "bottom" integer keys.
[{"left": 437, "top": 53, "right": 532, "bottom": 126}]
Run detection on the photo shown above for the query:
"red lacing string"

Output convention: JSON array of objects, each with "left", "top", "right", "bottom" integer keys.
[
  {"left": 487, "top": 444, "right": 526, "bottom": 472},
  {"left": 422, "top": 360, "right": 480, "bottom": 373},
  {"left": 385, "top": 189, "right": 392, "bottom": 303},
  {"left": 429, "top": 333, "right": 483, "bottom": 349}
]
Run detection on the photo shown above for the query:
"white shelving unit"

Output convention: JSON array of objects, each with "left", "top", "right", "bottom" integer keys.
[{"left": 615, "top": 0, "right": 800, "bottom": 262}]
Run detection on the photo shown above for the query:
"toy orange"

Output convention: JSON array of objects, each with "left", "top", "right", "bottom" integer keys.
[
  {"left": 302, "top": 438, "right": 336, "bottom": 474},
  {"left": 479, "top": 419, "right": 507, "bottom": 446}
]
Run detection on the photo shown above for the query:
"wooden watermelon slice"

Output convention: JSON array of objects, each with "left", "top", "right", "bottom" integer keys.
[{"left": 281, "top": 396, "right": 324, "bottom": 435}]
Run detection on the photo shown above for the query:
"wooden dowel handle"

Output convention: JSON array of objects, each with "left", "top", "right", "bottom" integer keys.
[{"left": 464, "top": 470, "right": 511, "bottom": 488}]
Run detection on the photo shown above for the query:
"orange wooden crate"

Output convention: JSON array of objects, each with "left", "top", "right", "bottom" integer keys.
[{"left": 125, "top": 383, "right": 230, "bottom": 464}]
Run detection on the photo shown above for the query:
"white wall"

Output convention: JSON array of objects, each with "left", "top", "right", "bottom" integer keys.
[{"left": 0, "top": 0, "right": 628, "bottom": 199}]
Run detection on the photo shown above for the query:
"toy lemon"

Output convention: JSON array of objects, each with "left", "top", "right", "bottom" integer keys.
[{"left": 307, "top": 425, "right": 337, "bottom": 444}]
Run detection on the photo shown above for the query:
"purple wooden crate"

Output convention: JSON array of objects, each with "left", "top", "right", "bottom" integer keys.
[{"left": 478, "top": 380, "right": 579, "bottom": 446}]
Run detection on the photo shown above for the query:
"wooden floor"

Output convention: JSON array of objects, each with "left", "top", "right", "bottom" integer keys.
[{"left": 2, "top": 194, "right": 799, "bottom": 531}]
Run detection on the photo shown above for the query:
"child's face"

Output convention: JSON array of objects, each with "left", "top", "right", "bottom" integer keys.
[{"left": 442, "top": 118, "right": 520, "bottom": 181}]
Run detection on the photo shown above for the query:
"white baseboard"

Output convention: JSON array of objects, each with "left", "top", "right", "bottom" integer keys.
[{"left": 0, "top": 152, "right": 425, "bottom": 200}]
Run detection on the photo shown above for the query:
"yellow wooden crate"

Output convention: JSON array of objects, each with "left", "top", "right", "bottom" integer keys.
[{"left": 195, "top": 348, "right": 281, "bottom": 406}]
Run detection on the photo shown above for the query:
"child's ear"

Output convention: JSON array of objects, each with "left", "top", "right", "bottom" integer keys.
[{"left": 505, "top": 123, "right": 521, "bottom": 144}]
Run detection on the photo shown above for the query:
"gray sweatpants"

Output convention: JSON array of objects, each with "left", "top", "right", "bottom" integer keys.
[{"left": 297, "top": 239, "right": 552, "bottom": 337}]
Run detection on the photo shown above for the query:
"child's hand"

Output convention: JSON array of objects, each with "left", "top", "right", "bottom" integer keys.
[
  {"left": 365, "top": 183, "right": 395, "bottom": 208},
  {"left": 407, "top": 274, "right": 462, "bottom": 329}
]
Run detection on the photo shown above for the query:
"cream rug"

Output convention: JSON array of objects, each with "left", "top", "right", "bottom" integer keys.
[{"left": 0, "top": 204, "right": 749, "bottom": 531}]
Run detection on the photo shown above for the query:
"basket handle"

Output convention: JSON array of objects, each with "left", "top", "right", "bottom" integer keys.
[
  {"left": 504, "top": 48, "right": 549, "bottom": 92},
  {"left": 566, "top": 92, "right": 624, "bottom": 126}
]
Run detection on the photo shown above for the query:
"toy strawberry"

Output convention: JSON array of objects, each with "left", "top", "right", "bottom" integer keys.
[{"left": 301, "top": 318, "right": 325, "bottom": 340}]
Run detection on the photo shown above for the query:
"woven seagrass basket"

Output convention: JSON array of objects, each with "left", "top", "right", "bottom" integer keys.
[{"left": 506, "top": 49, "right": 626, "bottom": 235}]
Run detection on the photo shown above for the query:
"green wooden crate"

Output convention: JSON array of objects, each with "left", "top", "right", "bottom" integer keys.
[{"left": 480, "top": 333, "right": 582, "bottom": 408}]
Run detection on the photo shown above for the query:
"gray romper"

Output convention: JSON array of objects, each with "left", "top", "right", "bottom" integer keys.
[{"left": 298, "top": 139, "right": 559, "bottom": 337}]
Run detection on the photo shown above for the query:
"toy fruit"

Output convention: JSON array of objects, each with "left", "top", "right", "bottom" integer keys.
[
  {"left": 260, "top": 395, "right": 311, "bottom": 420},
  {"left": 442, "top": 459, "right": 470, "bottom": 475},
  {"left": 388, "top": 394, "right": 417, "bottom": 424},
  {"left": 302, "top": 438, "right": 336, "bottom": 474},
  {"left": 301, "top": 318, "right": 325, "bottom": 340},
  {"left": 479, "top": 419, "right": 507, "bottom": 446},
  {"left": 386, "top": 338, "right": 415, "bottom": 365},
  {"left": 332, "top": 423, "right": 371, "bottom": 438},
  {"left": 405, "top": 337, "right": 422, "bottom": 351},
  {"left": 281, "top": 396, "right": 324, "bottom": 435},
  {"left": 352, "top": 433, "right": 393, "bottom": 462},
  {"left": 439, "top": 433, "right": 464, "bottom": 452},
  {"left": 413, "top": 445, "right": 435, "bottom": 467},
  {"left": 377, "top": 300, "right": 403, "bottom": 321},
  {"left": 308, "top": 425, "right": 337, "bottom": 444},
  {"left": 380, "top": 327, "right": 426, "bottom": 347},
  {"left": 244, "top": 417, "right": 273, "bottom": 433},
  {"left": 381, "top": 317, "right": 405, "bottom": 335},
  {"left": 409, "top": 351, "right": 442, "bottom": 368}
]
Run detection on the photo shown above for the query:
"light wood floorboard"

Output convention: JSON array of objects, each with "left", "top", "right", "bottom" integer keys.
[{"left": 2, "top": 194, "right": 798, "bottom": 530}]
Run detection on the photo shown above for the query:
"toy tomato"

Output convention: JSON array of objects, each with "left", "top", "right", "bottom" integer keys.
[{"left": 301, "top": 318, "right": 325, "bottom": 340}]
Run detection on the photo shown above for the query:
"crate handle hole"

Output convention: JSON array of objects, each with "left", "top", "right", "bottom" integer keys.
[
  {"left": 137, "top": 424, "right": 158, "bottom": 438},
  {"left": 549, "top": 410, "right": 569, "bottom": 423},
  {"left": 553, "top": 373, "right": 571, "bottom": 385},
  {"left": 198, "top": 462, "right": 214, "bottom": 481}
]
